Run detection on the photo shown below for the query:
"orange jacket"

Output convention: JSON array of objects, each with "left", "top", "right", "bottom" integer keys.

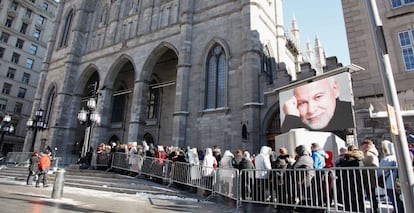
[{"left": 38, "top": 155, "right": 51, "bottom": 170}]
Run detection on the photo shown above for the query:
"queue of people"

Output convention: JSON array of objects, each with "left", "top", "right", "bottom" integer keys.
[{"left": 70, "top": 137, "right": 410, "bottom": 212}]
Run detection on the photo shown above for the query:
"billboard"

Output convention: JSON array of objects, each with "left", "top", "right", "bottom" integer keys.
[{"left": 279, "top": 72, "right": 355, "bottom": 134}]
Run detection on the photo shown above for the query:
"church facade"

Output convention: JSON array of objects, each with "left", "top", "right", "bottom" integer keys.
[{"left": 23, "top": 0, "right": 341, "bottom": 164}]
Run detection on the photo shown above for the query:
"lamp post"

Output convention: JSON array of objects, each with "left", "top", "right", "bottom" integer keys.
[
  {"left": 77, "top": 96, "right": 100, "bottom": 158},
  {"left": 26, "top": 109, "right": 47, "bottom": 152},
  {"left": 0, "top": 114, "right": 14, "bottom": 154}
]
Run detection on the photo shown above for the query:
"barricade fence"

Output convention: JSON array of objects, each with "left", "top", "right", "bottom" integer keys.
[
  {"left": 111, "top": 152, "right": 401, "bottom": 212},
  {"left": 3, "top": 152, "right": 61, "bottom": 169},
  {"left": 4, "top": 151, "right": 402, "bottom": 212}
]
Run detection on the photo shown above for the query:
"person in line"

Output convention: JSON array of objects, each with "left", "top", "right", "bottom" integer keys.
[
  {"left": 290, "top": 145, "right": 314, "bottom": 207},
  {"left": 26, "top": 151, "right": 39, "bottom": 185},
  {"left": 336, "top": 144, "right": 365, "bottom": 212},
  {"left": 36, "top": 151, "right": 51, "bottom": 188},
  {"left": 378, "top": 140, "right": 404, "bottom": 213},
  {"left": 254, "top": 146, "right": 272, "bottom": 202},
  {"left": 323, "top": 150, "right": 334, "bottom": 207},
  {"left": 219, "top": 150, "right": 235, "bottom": 196},
  {"left": 187, "top": 147, "right": 200, "bottom": 193},
  {"left": 361, "top": 139, "right": 380, "bottom": 213},
  {"left": 202, "top": 147, "right": 217, "bottom": 196},
  {"left": 271, "top": 147, "right": 292, "bottom": 211},
  {"left": 232, "top": 149, "right": 243, "bottom": 170},
  {"left": 281, "top": 77, "right": 354, "bottom": 139},
  {"left": 212, "top": 146, "right": 222, "bottom": 167},
  {"left": 239, "top": 151, "right": 255, "bottom": 200},
  {"left": 334, "top": 147, "right": 348, "bottom": 166},
  {"left": 311, "top": 143, "right": 326, "bottom": 207}
]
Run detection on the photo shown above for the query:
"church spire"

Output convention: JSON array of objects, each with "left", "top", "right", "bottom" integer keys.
[{"left": 291, "top": 15, "right": 300, "bottom": 47}]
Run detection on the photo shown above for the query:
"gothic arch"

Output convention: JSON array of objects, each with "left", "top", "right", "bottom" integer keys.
[
  {"left": 103, "top": 54, "right": 136, "bottom": 90},
  {"left": 262, "top": 102, "right": 282, "bottom": 149},
  {"left": 139, "top": 42, "right": 179, "bottom": 82},
  {"left": 44, "top": 82, "right": 58, "bottom": 126},
  {"left": 202, "top": 37, "right": 232, "bottom": 62},
  {"left": 76, "top": 64, "right": 101, "bottom": 96}
]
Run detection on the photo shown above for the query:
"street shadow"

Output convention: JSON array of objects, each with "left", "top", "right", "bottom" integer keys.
[{"left": 0, "top": 194, "right": 114, "bottom": 213}]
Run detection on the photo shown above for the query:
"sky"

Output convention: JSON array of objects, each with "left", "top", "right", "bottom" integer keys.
[{"left": 283, "top": 0, "right": 351, "bottom": 66}]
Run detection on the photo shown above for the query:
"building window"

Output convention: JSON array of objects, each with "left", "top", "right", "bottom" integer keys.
[
  {"left": 147, "top": 80, "right": 159, "bottom": 119},
  {"left": 0, "top": 32, "right": 10, "bottom": 43},
  {"left": 14, "top": 102, "right": 22, "bottom": 113},
  {"left": 10, "top": 1, "right": 18, "bottom": 10},
  {"left": 25, "top": 58, "right": 34, "bottom": 69},
  {"left": 391, "top": 0, "right": 414, "bottom": 8},
  {"left": 11, "top": 52, "right": 20, "bottom": 64},
  {"left": 205, "top": 44, "right": 226, "bottom": 109},
  {"left": 29, "top": 44, "right": 38, "bottom": 55},
  {"left": 20, "top": 23, "right": 28, "bottom": 34},
  {"left": 398, "top": 29, "right": 414, "bottom": 71},
  {"left": 30, "top": 0, "right": 36, "bottom": 3},
  {"left": 37, "top": 15, "right": 45, "bottom": 25},
  {"left": 15, "top": 38, "right": 24, "bottom": 49},
  {"left": 22, "top": 72, "right": 30, "bottom": 84},
  {"left": 25, "top": 9, "right": 33, "bottom": 18},
  {"left": 7, "top": 67, "right": 16, "bottom": 79},
  {"left": 262, "top": 46, "right": 274, "bottom": 84},
  {"left": 2, "top": 83, "right": 11, "bottom": 95},
  {"left": 0, "top": 47, "right": 4, "bottom": 58},
  {"left": 42, "top": 2, "right": 49, "bottom": 11},
  {"left": 5, "top": 16, "right": 13, "bottom": 28},
  {"left": 59, "top": 10, "right": 74, "bottom": 48},
  {"left": 18, "top": 87, "right": 26, "bottom": 98},
  {"left": 0, "top": 99, "right": 7, "bottom": 111},
  {"left": 111, "top": 87, "right": 126, "bottom": 123},
  {"left": 45, "top": 87, "right": 56, "bottom": 125},
  {"left": 34, "top": 29, "right": 41, "bottom": 40}
]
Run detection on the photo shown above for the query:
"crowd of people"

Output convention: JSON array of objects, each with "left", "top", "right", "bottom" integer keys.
[{"left": 70, "top": 138, "right": 414, "bottom": 212}]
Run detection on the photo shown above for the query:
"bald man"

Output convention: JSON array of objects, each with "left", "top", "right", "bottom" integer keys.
[{"left": 281, "top": 77, "right": 354, "bottom": 135}]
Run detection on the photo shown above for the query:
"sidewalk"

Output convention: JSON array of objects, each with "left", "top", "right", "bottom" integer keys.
[{"left": 0, "top": 177, "right": 237, "bottom": 213}]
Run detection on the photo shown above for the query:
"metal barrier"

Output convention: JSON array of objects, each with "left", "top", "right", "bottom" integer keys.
[
  {"left": 3, "top": 152, "right": 402, "bottom": 212},
  {"left": 238, "top": 167, "right": 399, "bottom": 212},
  {"left": 214, "top": 168, "right": 239, "bottom": 200},
  {"left": 110, "top": 153, "right": 400, "bottom": 212},
  {"left": 4, "top": 152, "right": 32, "bottom": 166}
]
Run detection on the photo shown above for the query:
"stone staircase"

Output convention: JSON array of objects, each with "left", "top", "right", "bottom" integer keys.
[{"left": 0, "top": 164, "right": 184, "bottom": 196}]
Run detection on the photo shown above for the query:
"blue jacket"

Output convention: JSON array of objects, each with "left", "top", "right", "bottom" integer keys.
[{"left": 312, "top": 149, "right": 326, "bottom": 169}]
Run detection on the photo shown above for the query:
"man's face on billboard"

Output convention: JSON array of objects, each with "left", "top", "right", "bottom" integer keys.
[{"left": 293, "top": 78, "right": 339, "bottom": 129}]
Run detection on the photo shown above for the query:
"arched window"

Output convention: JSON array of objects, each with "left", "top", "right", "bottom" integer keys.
[
  {"left": 262, "top": 46, "right": 273, "bottom": 84},
  {"left": 242, "top": 124, "right": 248, "bottom": 140},
  {"left": 205, "top": 44, "right": 226, "bottom": 109},
  {"left": 45, "top": 87, "right": 56, "bottom": 125},
  {"left": 58, "top": 9, "right": 74, "bottom": 48},
  {"left": 147, "top": 80, "right": 159, "bottom": 119}
]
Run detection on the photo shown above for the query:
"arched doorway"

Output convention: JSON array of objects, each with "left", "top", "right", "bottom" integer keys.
[
  {"left": 76, "top": 71, "right": 100, "bottom": 159},
  {"left": 265, "top": 108, "right": 282, "bottom": 151},
  {"left": 144, "top": 48, "right": 178, "bottom": 146},
  {"left": 108, "top": 60, "right": 135, "bottom": 144}
]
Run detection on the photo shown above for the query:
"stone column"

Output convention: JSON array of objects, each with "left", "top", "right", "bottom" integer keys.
[
  {"left": 127, "top": 80, "right": 148, "bottom": 143},
  {"left": 171, "top": 0, "right": 194, "bottom": 148},
  {"left": 90, "top": 87, "right": 112, "bottom": 149}
]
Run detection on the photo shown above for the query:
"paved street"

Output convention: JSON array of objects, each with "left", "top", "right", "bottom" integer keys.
[{"left": 0, "top": 177, "right": 237, "bottom": 213}]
